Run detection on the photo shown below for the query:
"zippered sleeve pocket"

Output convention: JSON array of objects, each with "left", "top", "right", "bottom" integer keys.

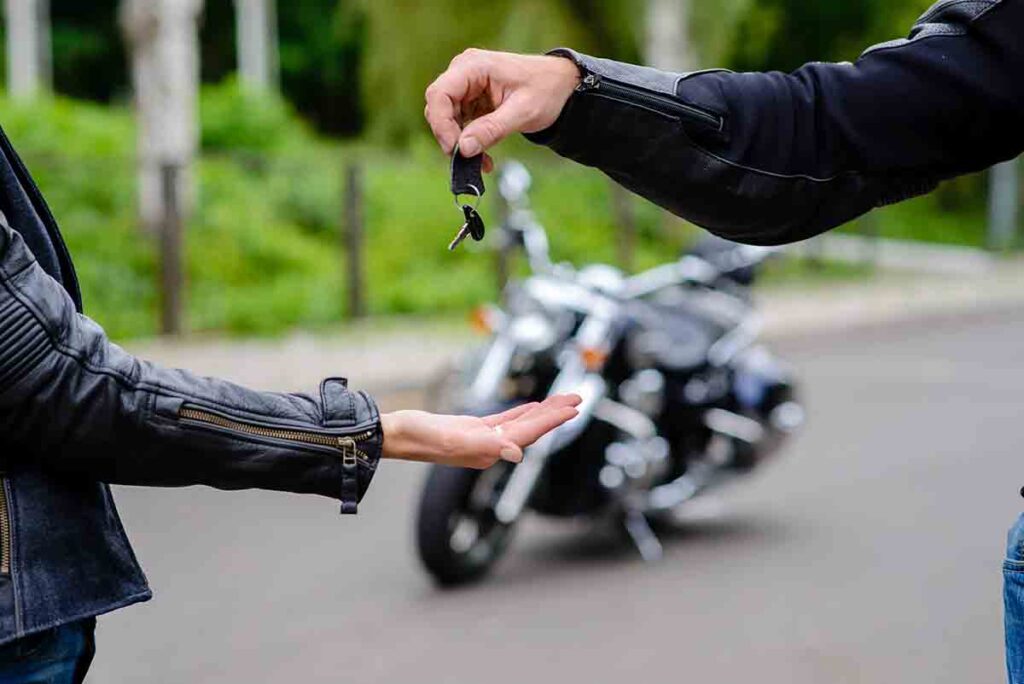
[
  {"left": 149, "top": 394, "right": 381, "bottom": 514},
  {"left": 576, "top": 73, "right": 724, "bottom": 133},
  {"left": 545, "top": 47, "right": 727, "bottom": 139}
]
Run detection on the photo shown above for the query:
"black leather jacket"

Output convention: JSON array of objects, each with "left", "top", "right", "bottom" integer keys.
[
  {"left": 0, "top": 124, "right": 382, "bottom": 643},
  {"left": 529, "top": 0, "right": 1023, "bottom": 245}
]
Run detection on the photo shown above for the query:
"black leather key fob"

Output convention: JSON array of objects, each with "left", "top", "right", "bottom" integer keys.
[{"left": 451, "top": 144, "right": 485, "bottom": 199}]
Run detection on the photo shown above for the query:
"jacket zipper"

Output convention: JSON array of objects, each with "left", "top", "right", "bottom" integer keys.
[
  {"left": 178, "top": 406, "right": 374, "bottom": 465},
  {"left": 577, "top": 73, "right": 724, "bottom": 131},
  {"left": 0, "top": 478, "right": 11, "bottom": 575}
]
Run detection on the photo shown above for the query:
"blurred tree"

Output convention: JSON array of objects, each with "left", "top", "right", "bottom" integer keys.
[
  {"left": 4, "top": 0, "right": 52, "bottom": 98},
  {"left": 362, "top": 0, "right": 641, "bottom": 146},
  {"left": 50, "top": 0, "right": 127, "bottom": 102},
  {"left": 730, "top": 0, "right": 870, "bottom": 71},
  {"left": 688, "top": 0, "right": 751, "bottom": 66},
  {"left": 727, "top": 0, "right": 992, "bottom": 218},
  {"left": 645, "top": 0, "right": 695, "bottom": 71},
  {"left": 234, "top": 0, "right": 278, "bottom": 92},
  {"left": 120, "top": 0, "right": 201, "bottom": 231},
  {"left": 278, "top": 0, "right": 364, "bottom": 135},
  {"left": 729, "top": 0, "right": 933, "bottom": 71},
  {"left": 201, "top": 0, "right": 364, "bottom": 136}
]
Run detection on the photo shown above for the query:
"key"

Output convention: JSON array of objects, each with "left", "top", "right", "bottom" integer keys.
[
  {"left": 448, "top": 222, "right": 472, "bottom": 251},
  {"left": 448, "top": 204, "right": 486, "bottom": 251}
]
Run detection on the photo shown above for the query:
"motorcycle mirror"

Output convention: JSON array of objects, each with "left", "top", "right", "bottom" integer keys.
[{"left": 498, "top": 161, "right": 532, "bottom": 205}]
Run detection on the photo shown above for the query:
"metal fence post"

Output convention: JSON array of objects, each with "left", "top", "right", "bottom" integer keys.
[
  {"left": 988, "top": 158, "right": 1020, "bottom": 251},
  {"left": 343, "top": 162, "right": 366, "bottom": 319},
  {"left": 610, "top": 181, "right": 636, "bottom": 272},
  {"left": 159, "top": 162, "right": 184, "bottom": 335},
  {"left": 495, "top": 190, "right": 512, "bottom": 296}
]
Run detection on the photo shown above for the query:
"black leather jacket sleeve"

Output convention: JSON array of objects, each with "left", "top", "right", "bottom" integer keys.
[
  {"left": 528, "top": 0, "right": 1024, "bottom": 245},
  {"left": 0, "top": 217, "right": 382, "bottom": 513}
]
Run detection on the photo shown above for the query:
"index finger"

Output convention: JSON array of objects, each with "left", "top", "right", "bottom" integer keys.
[
  {"left": 481, "top": 402, "right": 538, "bottom": 428},
  {"left": 424, "top": 69, "right": 470, "bottom": 155},
  {"left": 501, "top": 406, "right": 579, "bottom": 447}
]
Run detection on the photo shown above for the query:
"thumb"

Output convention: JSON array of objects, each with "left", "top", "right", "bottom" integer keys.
[{"left": 458, "top": 102, "right": 526, "bottom": 157}]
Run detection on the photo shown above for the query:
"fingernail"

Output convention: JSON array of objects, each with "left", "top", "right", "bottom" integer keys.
[
  {"left": 460, "top": 136, "right": 482, "bottom": 157},
  {"left": 500, "top": 447, "right": 521, "bottom": 463}
]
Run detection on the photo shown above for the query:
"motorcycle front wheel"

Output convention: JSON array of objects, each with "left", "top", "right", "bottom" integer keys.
[{"left": 416, "top": 462, "right": 516, "bottom": 587}]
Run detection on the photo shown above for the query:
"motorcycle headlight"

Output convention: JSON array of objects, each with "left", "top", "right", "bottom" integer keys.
[{"left": 509, "top": 313, "right": 557, "bottom": 354}]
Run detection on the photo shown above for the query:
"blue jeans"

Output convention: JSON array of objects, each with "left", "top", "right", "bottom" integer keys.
[
  {"left": 1006, "top": 514, "right": 1024, "bottom": 682},
  {"left": 0, "top": 619, "right": 95, "bottom": 684}
]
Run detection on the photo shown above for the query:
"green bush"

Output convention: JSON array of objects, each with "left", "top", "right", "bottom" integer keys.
[
  {"left": 200, "top": 78, "right": 317, "bottom": 154},
  {"left": 0, "top": 89, "right": 346, "bottom": 339}
]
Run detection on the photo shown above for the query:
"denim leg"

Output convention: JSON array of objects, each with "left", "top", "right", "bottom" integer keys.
[
  {"left": 0, "top": 619, "right": 95, "bottom": 684},
  {"left": 1005, "top": 514, "right": 1024, "bottom": 683}
]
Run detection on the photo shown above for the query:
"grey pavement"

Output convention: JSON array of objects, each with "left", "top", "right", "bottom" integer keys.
[
  {"left": 794, "top": 233, "right": 1001, "bottom": 276},
  {"left": 88, "top": 303, "right": 1024, "bottom": 683}
]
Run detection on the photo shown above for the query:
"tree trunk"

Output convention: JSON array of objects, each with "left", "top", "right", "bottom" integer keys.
[
  {"left": 120, "top": 0, "right": 202, "bottom": 334},
  {"left": 234, "top": 0, "right": 278, "bottom": 91},
  {"left": 4, "top": 0, "right": 51, "bottom": 99},
  {"left": 645, "top": 0, "right": 696, "bottom": 241},
  {"left": 120, "top": 0, "right": 202, "bottom": 233},
  {"left": 644, "top": 0, "right": 696, "bottom": 72}
]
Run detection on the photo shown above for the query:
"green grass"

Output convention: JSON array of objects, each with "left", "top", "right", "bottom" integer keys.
[
  {"left": 0, "top": 88, "right": 993, "bottom": 341},
  {"left": 863, "top": 195, "right": 989, "bottom": 248},
  {"left": 759, "top": 255, "right": 876, "bottom": 285}
]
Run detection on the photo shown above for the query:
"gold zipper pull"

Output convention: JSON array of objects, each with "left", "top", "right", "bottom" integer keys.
[
  {"left": 338, "top": 436, "right": 358, "bottom": 468},
  {"left": 338, "top": 436, "right": 359, "bottom": 515}
]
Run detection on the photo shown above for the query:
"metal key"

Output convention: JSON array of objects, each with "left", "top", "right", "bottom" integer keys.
[
  {"left": 448, "top": 222, "right": 472, "bottom": 251},
  {"left": 448, "top": 204, "right": 486, "bottom": 251}
]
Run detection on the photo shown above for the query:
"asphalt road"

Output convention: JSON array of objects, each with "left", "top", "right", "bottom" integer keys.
[{"left": 89, "top": 310, "right": 1024, "bottom": 683}]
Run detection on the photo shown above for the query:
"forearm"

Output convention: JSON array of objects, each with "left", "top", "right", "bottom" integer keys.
[
  {"left": 529, "top": 0, "right": 1024, "bottom": 245},
  {"left": 0, "top": 220, "right": 382, "bottom": 513}
]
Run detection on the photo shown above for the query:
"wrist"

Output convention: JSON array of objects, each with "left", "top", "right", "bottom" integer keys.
[
  {"left": 548, "top": 54, "right": 582, "bottom": 91},
  {"left": 380, "top": 412, "right": 404, "bottom": 460}
]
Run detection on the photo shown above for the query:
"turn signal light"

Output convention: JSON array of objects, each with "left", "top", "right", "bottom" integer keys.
[
  {"left": 580, "top": 345, "right": 609, "bottom": 371},
  {"left": 469, "top": 306, "right": 494, "bottom": 334}
]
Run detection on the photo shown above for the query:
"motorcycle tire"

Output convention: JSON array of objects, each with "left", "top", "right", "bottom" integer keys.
[{"left": 416, "top": 463, "right": 515, "bottom": 587}]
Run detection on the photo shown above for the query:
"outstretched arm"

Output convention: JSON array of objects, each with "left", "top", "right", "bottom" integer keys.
[
  {"left": 0, "top": 217, "right": 579, "bottom": 513},
  {"left": 425, "top": 0, "right": 1024, "bottom": 245}
]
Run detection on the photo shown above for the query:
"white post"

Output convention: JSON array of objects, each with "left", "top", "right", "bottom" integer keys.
[
  {"left": 120, "top": 0, "right": 202, "bottom": 234},
  {"left": 645, "top": 0, "right": 695, "bottom": 237},
  {"left": 4, "top": 0, "right": 51, "bottom": 98},
  {"left": 234, "top": 0, "right": 278, "bottom": 91},
  {"left": 988, "top": 158, "right": 1020, "bottom": 251},
  {"left": 644, "top": 0, "right": 696, "bottom": 72}
]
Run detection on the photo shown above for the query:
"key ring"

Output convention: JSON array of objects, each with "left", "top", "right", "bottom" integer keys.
[{"left": 453, "top": 184, "right": 482, "bottom": 212}]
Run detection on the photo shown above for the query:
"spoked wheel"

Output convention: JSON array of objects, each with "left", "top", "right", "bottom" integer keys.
[{"left": 416, "top": 462, "right": 517, "bottom": 587}]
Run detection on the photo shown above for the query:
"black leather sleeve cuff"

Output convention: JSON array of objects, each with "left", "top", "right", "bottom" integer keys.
[{"left": 321, "top": 379, "right": 383, "bottom": 515}]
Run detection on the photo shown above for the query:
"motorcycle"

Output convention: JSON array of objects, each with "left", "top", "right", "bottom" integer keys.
[{"left": 417, "top": 162, "right": 804, "bottom": 586}]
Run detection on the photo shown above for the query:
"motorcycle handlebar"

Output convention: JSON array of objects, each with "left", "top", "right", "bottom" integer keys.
[{"left": 622, "top": 244, "right": 777, "bottom": 300}]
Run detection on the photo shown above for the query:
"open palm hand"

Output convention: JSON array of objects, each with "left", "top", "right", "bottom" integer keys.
[{"left": 381, "top": 394, "right": 582, "bottom": 469}]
